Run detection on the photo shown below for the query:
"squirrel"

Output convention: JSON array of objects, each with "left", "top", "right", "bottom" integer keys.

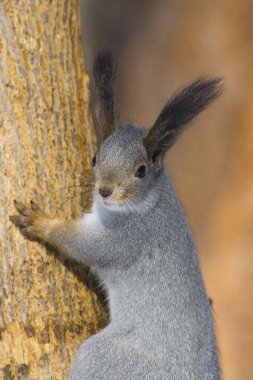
[{"left": 11, "top": 52, "right": 222, "bottom": 380}]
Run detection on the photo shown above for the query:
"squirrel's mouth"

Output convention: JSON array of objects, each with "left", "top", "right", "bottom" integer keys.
[
  {"left": 102, "top": 198, "right": 114, "bottom": 206},
  {"left": 95, "top": 187, "right": 137, "bottom": 210},
  {"left": 96, "top": 194, "right": 116, "bottom": 207},
  {"left": 97, "top": 195, "right": 127, "bottom": 209}
]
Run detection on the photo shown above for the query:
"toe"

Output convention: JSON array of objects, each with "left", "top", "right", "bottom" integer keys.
[
  {"left": 30, "top": 200, "right": 42, "bottom": 214},
  {"left": 13, "top": 200, "right": 31, "bottom": 216},
  {"left": 10, "top": 215, "right": 31, "bottom": 227},
  {"left": 21, "top": 226, "right": 37, "bottom": 239}
]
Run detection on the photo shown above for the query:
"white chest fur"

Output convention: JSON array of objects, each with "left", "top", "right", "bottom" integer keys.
[
  {"left": 79, "top": 200, "right": 108, "bottom": 231},
  {"left": 80, "top": 206, "right": 100, "bottom": 231}
]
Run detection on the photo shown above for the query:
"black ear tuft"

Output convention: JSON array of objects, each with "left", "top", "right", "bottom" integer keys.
[
  {"left": 143, "top": 77, "right": 223, "bottom": 159},
  {"left": 93, "top": 51, "right": 117, "bottom": 140}
]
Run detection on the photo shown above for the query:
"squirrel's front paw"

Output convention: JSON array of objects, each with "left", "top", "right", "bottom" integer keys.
[{"left": 10, "top": 200, "right": 53, "bottom": 241}]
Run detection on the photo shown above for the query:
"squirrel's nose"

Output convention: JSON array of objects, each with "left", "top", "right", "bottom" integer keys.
[{"left": 99, "top": 188, "right": 112, "bottom": 198}]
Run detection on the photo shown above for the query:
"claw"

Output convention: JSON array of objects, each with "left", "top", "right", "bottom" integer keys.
[
  {"left": 21, "top": 226, "right": 37, "bottom": 238},
  {"left": 13, "top": 200, "right": 31, "bottom": 216},
  {"left": 9, "top": 215, "right": 16, "bottom": 224},
  {"left": 11, "top": 200, "right": 48, "bottom": 240},
  {"left": 10, "top": 214, "right": 31, "bottom": 227},
  {"left": 30, "top": 200, "right": 42, "bottom": 213}
]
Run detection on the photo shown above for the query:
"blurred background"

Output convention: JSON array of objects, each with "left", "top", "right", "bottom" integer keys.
[{"left": 78, "top": 1, "right": 253, "bottom": 379}]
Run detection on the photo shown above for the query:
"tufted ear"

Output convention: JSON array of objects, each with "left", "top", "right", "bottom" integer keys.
[
  {"left": 93, "top": 51, "right": 118, "bottom": 141},
  {"left": 143, "top": 78, "right": 223, "bottom": 163}
]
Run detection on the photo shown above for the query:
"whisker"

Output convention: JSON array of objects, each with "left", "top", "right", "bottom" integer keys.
[
  {"left": 60, "top": 172, "right": 94, "bottom": 182},
  {"left": 59, "top": 189, "right": 94, "bottom": 202},
  {"left": 119, "top": 189, "right": 168, "bottom": 220},
  {"left": 61, "top": 170, "right": 93, "bottom": 177},
  {"left": 58, "top": 184, "right": 94, "bottom": 190}
]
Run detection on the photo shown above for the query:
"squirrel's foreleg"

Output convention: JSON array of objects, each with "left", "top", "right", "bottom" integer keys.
[{"left": 10, "top": 200, "right": 87, "bottom": 262}]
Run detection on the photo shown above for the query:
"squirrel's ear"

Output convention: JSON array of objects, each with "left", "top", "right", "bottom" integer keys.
[
  {"left": 143, "top": 78, "right": 223, "bottom": 162},
  {"left": 93, "top": 51, "right": 118, "bottom": 141}
]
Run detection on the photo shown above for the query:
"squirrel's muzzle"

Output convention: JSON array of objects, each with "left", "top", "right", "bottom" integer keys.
[{"left": 99, "top": 188, "right": 113, "bottom": 198}]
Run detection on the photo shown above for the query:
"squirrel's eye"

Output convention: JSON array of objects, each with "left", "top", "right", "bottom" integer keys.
[
  {"left": 135, "top": 165, "right": 146, "bottom": 178},
  {"left": 91, "top": 155, "right": 97, "bottom": 167}
]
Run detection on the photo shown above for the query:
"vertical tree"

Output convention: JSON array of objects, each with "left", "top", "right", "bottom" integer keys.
[{"left": 0, "top": 1, "right": 107, "bottom": 379}]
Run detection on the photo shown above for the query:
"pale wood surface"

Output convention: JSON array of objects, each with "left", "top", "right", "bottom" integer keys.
[{"left": 0, "top": 1, "right": 107, "bottom": 379}]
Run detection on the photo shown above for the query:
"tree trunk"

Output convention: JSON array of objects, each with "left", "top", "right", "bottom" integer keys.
[{"left": 0, "top": 1, "right": 107, "bottom": 379}]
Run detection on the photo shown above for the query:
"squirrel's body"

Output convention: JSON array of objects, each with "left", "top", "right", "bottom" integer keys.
[
  {"left": 70, "top": 125, "right": 219, "bottom": 379},
  {"left": 11, "top": 53, "right": 222, "bottom": 379}
]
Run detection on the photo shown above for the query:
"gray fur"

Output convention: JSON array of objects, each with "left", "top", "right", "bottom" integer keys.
[{"left": 45, "top": 123, "right": 220, "bottom": 379}]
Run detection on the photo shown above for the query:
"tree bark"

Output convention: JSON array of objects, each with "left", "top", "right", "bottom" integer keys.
[{"left": 0, "top": 1, "right": 107, "bottom": 379}]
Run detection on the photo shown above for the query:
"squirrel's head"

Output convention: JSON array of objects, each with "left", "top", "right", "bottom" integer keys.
[
  {"left": 92, "top": 124, "right": 154, "bottom": 212},
  {"left": 92, "top": 52, "right": 223, "bottom": 212}
]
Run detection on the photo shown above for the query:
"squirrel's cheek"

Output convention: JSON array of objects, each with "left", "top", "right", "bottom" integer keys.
[{"left": 114, "top": 188, "right": 135, "bottom": 203}]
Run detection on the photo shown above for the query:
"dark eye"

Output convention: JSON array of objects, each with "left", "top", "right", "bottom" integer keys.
[
  {"left": 91, "top": 155, "right": 97, "bottom": 167},
  {"left": 135, "top": 165, "right": 146, "bottom": 178}
]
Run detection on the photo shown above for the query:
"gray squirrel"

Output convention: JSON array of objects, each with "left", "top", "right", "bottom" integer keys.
[{"left": 11, "top": 52, "right": 222, "bottom": 379}]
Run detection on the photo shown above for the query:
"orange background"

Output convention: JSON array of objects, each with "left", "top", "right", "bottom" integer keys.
[{"left": 80, "top": 1, "right": 253, "bottom": 378}]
